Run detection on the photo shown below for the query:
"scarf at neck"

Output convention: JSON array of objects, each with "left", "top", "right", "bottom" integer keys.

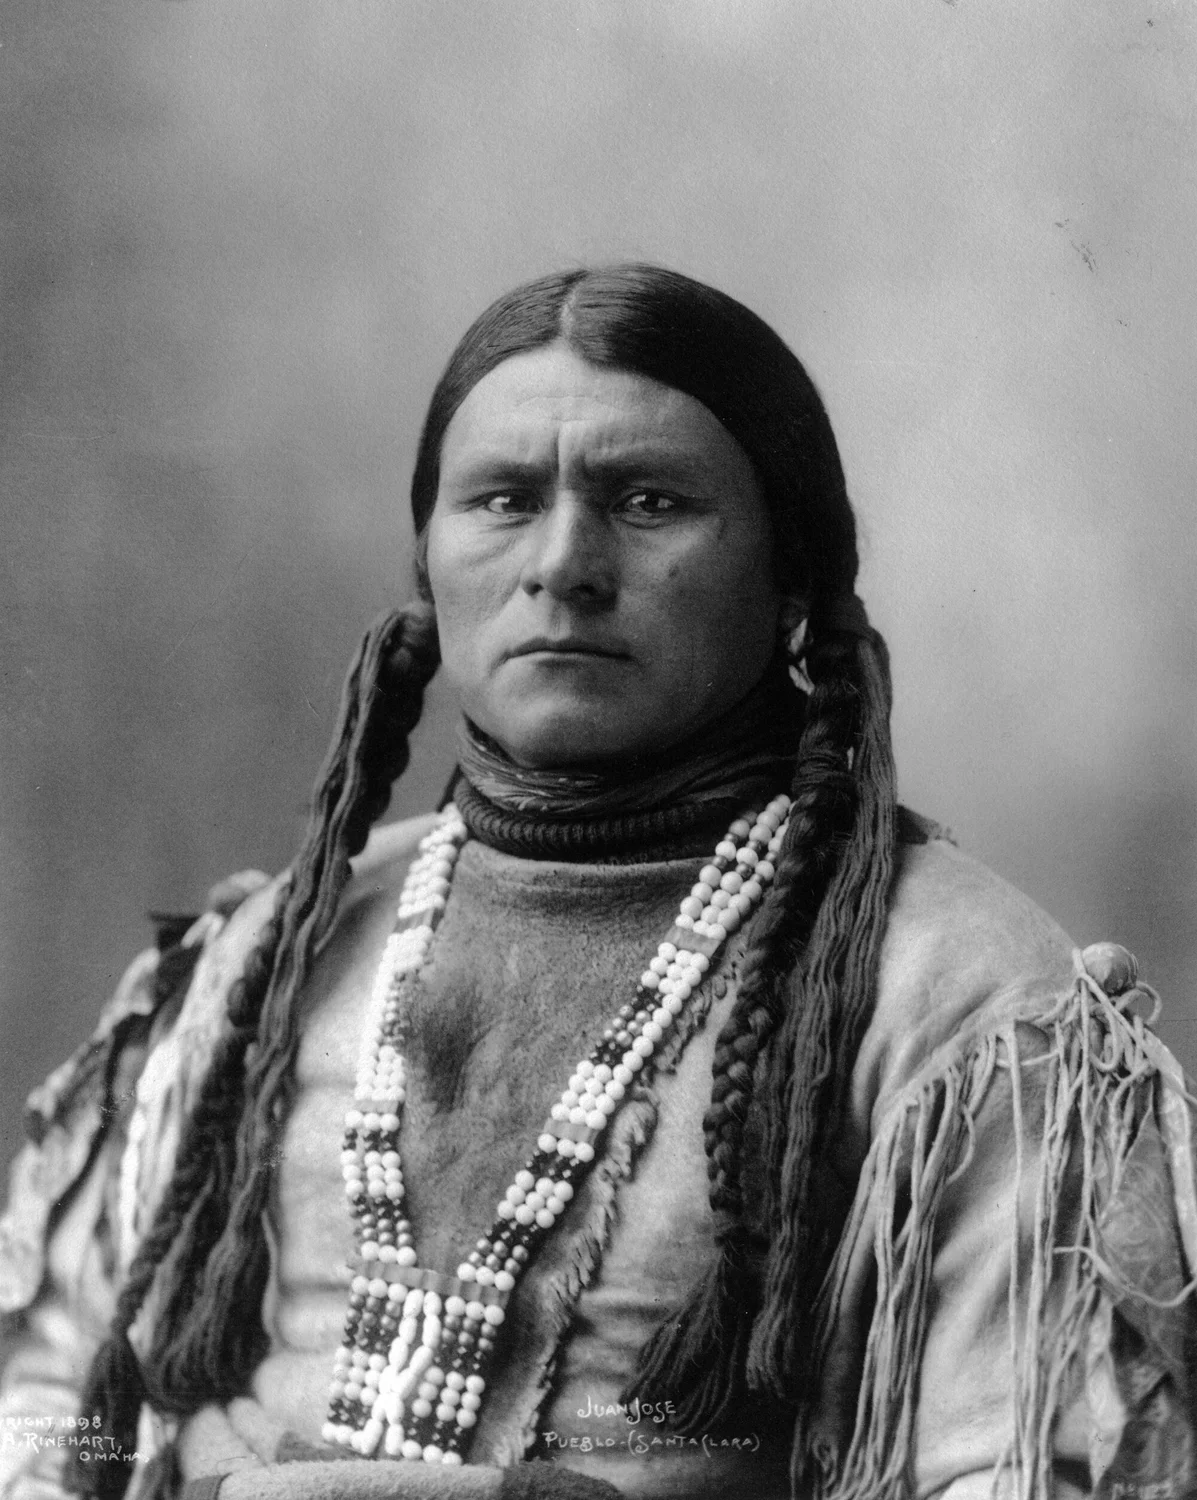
[{"left": 452, "top": 659, "right": 805, "bottom": 860}]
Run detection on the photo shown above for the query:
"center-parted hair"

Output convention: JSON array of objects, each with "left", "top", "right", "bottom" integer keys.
[{"left": 74, "top": 265, "right": 896, "bottom": 1499}]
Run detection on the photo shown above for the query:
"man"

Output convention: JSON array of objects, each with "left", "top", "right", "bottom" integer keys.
[{"left": 3, "top": 266, "right": 1194, "bottom": 1499}]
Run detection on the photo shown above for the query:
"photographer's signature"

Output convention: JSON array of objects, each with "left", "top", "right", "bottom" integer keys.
[{"left": 1, "top": 1414, "right": 148, "bottom": 1465}]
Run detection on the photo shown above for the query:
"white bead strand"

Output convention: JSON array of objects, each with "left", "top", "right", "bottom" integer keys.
[{"left": 325, "top": 798, "right": 790, "bottom": 1464}]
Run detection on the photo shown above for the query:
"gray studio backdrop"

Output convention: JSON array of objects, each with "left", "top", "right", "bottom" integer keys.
[{"left": 3, "top": 1, "right": 1195, "bottom": 1167}]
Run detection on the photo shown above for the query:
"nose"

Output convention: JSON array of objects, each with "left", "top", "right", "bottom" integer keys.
[{"left": 519, "top": 497, "right": 617, "bottom": 605}]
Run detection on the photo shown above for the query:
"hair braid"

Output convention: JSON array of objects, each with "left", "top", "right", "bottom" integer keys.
[
  {"left": 625, "top": 623, "right": 895, "bottom": 1433},
  {"left": 702, "top": 647, "right": 859, "bottom": 1218},
  {"left": 71, "top": 603, "right": 439, "bottom": 1498},
  {"left": 182, "top": 601, "right": 439, "bottom": 1393},
  {"left": 749, "top": 626, "right": 896, "bottom": 1400}
]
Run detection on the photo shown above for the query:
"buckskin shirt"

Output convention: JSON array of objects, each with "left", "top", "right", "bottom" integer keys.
[{"left": 1, "top": 813, "right": 1194, "bottom": 1499}]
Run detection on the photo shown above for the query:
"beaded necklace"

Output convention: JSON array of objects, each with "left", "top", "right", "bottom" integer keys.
[{"left": 323, "top": 794, "right": 792, "bottom": 1467}]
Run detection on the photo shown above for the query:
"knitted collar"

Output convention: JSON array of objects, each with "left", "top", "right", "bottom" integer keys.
[{"left": 453, "top": 659, "right": 805, "bottom": 861}]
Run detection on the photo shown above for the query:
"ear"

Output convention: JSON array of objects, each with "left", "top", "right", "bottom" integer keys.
[
  {"left": 779, "top": 594, "right": 809, "bottom": 657},
  {"left": 779, "top": 596, "right": 812, "bottom": 691},
  {"left": 779, "top": 594, "right": 808, "bottom": 637}
]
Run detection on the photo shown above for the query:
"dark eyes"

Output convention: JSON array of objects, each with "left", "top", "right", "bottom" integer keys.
[
  {"left": 481, "top": 493, "right": 538, "bottom": 517},
  {"left": 621, "top": 491, "right": 678, "bottom": 518},
  {"left": 480, "top": 491, "right": 680, "bottom": 519}
]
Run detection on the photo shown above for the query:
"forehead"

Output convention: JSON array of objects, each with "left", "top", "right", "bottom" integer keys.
[{"left": 437, "top": 343, "right": 757, "bottom": 488}]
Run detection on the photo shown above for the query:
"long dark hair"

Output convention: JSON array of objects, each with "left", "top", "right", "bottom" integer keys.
[
  {"left": 75, "top": 265, "right": 895, "bottom": 1497},
  {"left": 408, "top": 265, "right": 854, "bottom": 604}
]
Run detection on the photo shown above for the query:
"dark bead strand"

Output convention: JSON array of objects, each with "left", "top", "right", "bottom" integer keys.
[{"left": 323, "top": 800, "right": 790, "bottom": 1463}]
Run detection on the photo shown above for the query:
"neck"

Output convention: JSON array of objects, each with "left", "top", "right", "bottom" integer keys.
[{"left": 453, "top": 658, "right": 804, "bottom": 861}]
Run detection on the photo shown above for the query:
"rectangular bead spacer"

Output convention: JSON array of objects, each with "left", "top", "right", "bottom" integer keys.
[
  {"left": 343, "top": 1259, "right": 506, "bottom": 1304},
  {"left": 665, "top": 923, "right": 722, "bottom": 959},
  {"left": 537, "top": 1119, "right": 601, "bottom": 1144}
]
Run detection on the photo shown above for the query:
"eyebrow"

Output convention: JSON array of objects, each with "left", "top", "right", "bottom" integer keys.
[{"left": 441, "top": 442, "right": 719, "bottom": 489}]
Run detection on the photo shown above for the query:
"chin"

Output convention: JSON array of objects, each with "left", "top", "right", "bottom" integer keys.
[{"left": 490, "top": 708, "right": 652, "bottom": 769}]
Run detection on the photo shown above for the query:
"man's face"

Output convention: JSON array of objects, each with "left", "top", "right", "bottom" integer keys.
[{"left": 426, "top": 343, "right": 782, "bottom": 767}]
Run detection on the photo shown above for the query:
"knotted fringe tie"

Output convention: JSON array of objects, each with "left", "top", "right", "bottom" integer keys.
[{"left": 799, "top": 956, "right": 1195, "bottom": 1500}]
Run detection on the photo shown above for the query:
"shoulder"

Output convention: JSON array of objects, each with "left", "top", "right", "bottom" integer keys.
[
  {"left": 849, "top": 828, "right": 1077, "bottom": 1136},
  {"left": 883, "top": 833, "right": 1076, "bottom": 1013},
  {"left": 140, "top": 815, "right": 441, "bottom": 1023},
  {"left": 0, "top": 869, "right": 274, "bottom": 1316},
  {"left": 814, "top": 834, "right": 1195, "bottom": 1485},
  {"left": 166, "top": 814, "right": 440, "bottom": 983}
]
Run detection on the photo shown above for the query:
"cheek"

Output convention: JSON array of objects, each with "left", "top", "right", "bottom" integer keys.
[
  {"left": 424, "top": 523, "right": 521, "bottom": 707},
  {"left": 426, "top": 514, "right": 512, "bottom": 611},
  {"left": 423, "top": 515, "right": 456, "bottom": 607},
  {"left": 424, "top": 525, "right": 479, "bottom": 685},
  {"left": 426, "top": 518, "right": 482, "bottom": 619},
  {"left": 655, "top": 535, "right": 779, "bottom": 655},
  {"left": 715, "top": 523, "right": 781, "bottom": 639}
]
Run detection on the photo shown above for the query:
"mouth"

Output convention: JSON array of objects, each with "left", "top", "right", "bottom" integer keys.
[{"left": 508, "top": 637, "right": 631, "bottom": 661}]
